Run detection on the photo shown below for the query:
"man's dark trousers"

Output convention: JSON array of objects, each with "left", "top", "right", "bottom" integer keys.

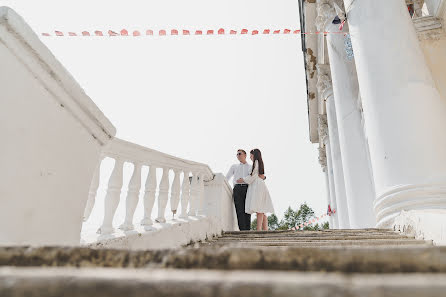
[{"left": 233, "top": 184, "right": 251, "bottom": 230}]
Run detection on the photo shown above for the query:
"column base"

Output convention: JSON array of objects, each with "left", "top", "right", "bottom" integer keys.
[{"left": 374, "top": 184, "right": 446, "bottom": 227}]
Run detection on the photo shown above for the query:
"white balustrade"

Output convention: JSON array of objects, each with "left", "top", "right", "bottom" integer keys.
[
  {"left": 197, "top": 173, "right": 206, "bottom": 215},
  {"left": 119, "top": 163, "right": 142, "bottom": 231},
  {"left": 98, "top": 158, "right": 124, "bottom": 235},
  {"left": 84, "top": 138, "right": 214, "bottom": 236},
  {"left": 141, "top": 166, "right": 157, "bottom": 226},
  {"left": 170, "top": 169, "right": 181, "bottom": 218},
  {"left": 188, "top": 173, "right": 200, "bottom": 216},
  {"left": 179, "top": 171, "right": 191, "bottom": 218},
  {"left": 155, "top": 168, "right": 170, "bottom": 223},
  {"left": 83, "top": 159, "right": 102, "bottom": 222}
]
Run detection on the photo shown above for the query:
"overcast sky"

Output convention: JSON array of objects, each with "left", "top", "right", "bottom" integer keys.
[{"left": 2, "top": 0, "right": 328, "bottom": 231}]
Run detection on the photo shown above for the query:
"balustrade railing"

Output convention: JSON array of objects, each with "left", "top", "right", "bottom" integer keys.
[{"left": 83, "top": 138, "right": 213, "bottom": 235}]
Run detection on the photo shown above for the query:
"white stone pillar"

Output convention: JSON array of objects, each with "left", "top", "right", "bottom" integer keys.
[
  {"left": 140, "top": 166, "right": 157, "bottom": 227},
  {"left": 155, "top": 167, "right": 170, "bottom": 223},
  {"left": 326, "top": 22, "right": 377, "bottom": 228},
  {"left": 320, "top": 145, "right": 335, "bottom": 229},
  {"left": 318, "top": 66, "right": 350, "bottom": 228},
  {"left": 344, "top": 0, "right": 446, "bottom": 226},
  {"left": 324, "top": 136, "right": 339, "bottom": 229}
]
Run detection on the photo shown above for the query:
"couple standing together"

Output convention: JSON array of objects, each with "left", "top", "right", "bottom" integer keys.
[{"left": 226, "top": 149, "right": 275, "bottom": 231}]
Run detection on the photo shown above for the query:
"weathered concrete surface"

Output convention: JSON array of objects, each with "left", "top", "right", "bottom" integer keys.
[
  {"left": 1, "top": 267, "right": 446, "bottom": 297},
  {"left": 1, "top": 245, "right": 445, "bottom": 273}
]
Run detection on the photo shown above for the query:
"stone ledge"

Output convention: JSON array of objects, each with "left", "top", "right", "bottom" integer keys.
[
  {"left": 393, "top": 209, "right": 446, "bottom": 246},
  {"left": 82, "top": 216, "right": 222, "bottom": 250},
  {"left": 1, "top": 268, "right": 446, "bottom": 297}
]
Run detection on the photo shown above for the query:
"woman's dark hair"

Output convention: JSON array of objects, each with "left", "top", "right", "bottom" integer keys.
[{"left": 250, "top": 149, "right": 264, "bottom": 175}]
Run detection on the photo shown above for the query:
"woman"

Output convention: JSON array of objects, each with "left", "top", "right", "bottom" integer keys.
[{"left": 237, "top": 149, "right": 274, "bottom": 231}]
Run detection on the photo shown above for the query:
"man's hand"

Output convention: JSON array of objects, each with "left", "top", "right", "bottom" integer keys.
[
  {"left": 236, "top": 178, "right": 244, "bottom": 183},
  {"left": 259, "top": 174, "right": 266, "bottom": 180}
]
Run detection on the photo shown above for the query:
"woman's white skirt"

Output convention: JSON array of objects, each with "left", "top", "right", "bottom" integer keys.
[{"left": 245, "top": 177, "right": 274, "bottom": 214}]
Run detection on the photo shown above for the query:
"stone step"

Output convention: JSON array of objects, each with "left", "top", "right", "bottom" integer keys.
[
  {"left": 222, "top": 228, "right": 395, "bottom": 235},
  {"left": 209, "top": 239, "right": 431, "bottom": 247},
  {"left": 1, "top": 245, "right": 445, "bottom": 273},
  {"left": 219, "top": 234, "right": 414, "bottom": 241},
  {"left": 1, "top": 267, "right": 446, "bottom": 297}
]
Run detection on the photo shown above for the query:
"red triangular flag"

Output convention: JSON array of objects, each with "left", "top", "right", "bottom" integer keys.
[
  {"left": 195, "top": 30, "right": 202, "bottom": 35},
  {"left": 207, "top": 30, "right": 214, "bottom": 35},
  {"left": 241, "top": 29, "right": 248, "bottom": 34},
  {"left": 339, "top": 20, "right": 345, "bottom": 31},
  {"left": 121, "top": 29, "right": 128, "bottom": 36},
  {"left": 108, "top": 30, "right": 118, "bottom": 36},
  {"left": 284, "top": 29, "right": 291, "bottom": 34},
  {"left": 55, "top": 31, "right": 64, "bottom": 36},
  {"left": 42, "top": 33, "right": 50, "bottom": 36},
  {"left": 146, "top": 29, "right": 154, "bottom": 35},
  {"left": 94, "top": 31, "right": 103, "bottom": 36},
  {"left": 273, "top": 30, "right": 280, "bottom": 34},
  {"left": 263, "top": 29, "right": 270, "bottom": 34},
  {"left": 171, "top": 29, "right": 178, "bottom": 35},
  {"left": 252, "top": 30, "right": 259, "bottom": 35},
  {"left": 133, "top": 30, "right": 140, "bottom": 36},
  {"left": 183, "top": 30, "right": 190, "bottom": 35},
  {"left": 218, "top": 28, "right": 225, "bottom": 35},
  {"left": 82, "top": 31, "right": 90, "bottom": 36},
  {"left": 230, "top": 30, "right": 237, "bottom": 34},
  {"left": 293, "top": 30, "right": 301, "bottom": 34},
  {"left": 159, "top": 30, "right": 166, "bottom": 36},
  {"left": 68, "top": 32, "right": 77, "bottom": 36}
]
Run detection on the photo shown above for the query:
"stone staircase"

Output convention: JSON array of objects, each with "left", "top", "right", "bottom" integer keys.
[{"left": 1, "top": 229, "right": 446, "bottom": 296}]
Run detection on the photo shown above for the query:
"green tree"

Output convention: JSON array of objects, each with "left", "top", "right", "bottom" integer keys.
[{"left": 249, "top": 203, "right": 328, "bottom": 231}]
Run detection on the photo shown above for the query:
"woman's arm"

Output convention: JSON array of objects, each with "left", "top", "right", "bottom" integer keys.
[{"left": 238, "top": 160, "right": 259, "bottom": 184}]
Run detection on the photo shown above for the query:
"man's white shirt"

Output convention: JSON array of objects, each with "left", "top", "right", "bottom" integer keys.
[{"left": 226, "top": 162, "right": 252, "bottom": 187}]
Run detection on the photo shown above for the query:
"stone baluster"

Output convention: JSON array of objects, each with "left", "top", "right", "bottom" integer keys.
[
  {"left": 155, "top": 167, "right": 170, "bottom": 223},
  {"left": 119, "top": 162, "right": 142, "bottom": 231},
  {"left": 179, "top": 170, "right": 191, "bottom": 218},
  {"left": 169, "top": 169, "right": 181, "bottom": 218},
  {"left": 140, "top": 166, "right": 157, "bottom": 226},
  {"left": 98, "top": 158, "right": 124, "bottom": 235},
  {"left": 197, "top": 173, "right": 206, "bottom": 215},
  {"left": 83, "top": 157, "right": 103, "bottom": 222},
  {"left": 188, "top": 173, "right": 199, "bottom": 216}
]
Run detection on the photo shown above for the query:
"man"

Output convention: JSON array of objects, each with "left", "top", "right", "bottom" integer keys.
[{"left": 226, "top": 149, "right": 252, "bottom": 231}]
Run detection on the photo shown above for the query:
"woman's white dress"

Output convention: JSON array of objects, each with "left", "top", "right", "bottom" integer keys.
[{"left": 244, "top": 160, "right": 275, "bottom": 214}]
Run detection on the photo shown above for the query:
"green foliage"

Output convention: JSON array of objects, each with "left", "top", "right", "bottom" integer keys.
[
  {"left": 249, "top": 203, "right": 329, "bottom": 231},
  {"left": 250, "top": 214, "right": 280, "bottom": 230}
]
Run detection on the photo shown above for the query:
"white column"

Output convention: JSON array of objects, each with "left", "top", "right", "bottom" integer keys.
[
  {"left": 179, "top": 171, "right": 191, "bottom": 218},
  {"left": 326, "top": 22, "right": 377, "bottom": 228},
  {"left": 319, "top": 66, "right": 350, "bottom": 228},
  {"left": 140, "top": 166, "right": 157, "bottom": 226},
  {"left": 155, "top": 167, "right": 170, "bottom": 223},
  {"left": 83, "top": 157, "right": 103, "bottom": 222},
  {"left": 325, "top": 136, "right": 339, "bottom": 228},
  {"left": 98, "top": 158, "right": 124, "bottom": 235},
  {"left": 169, "top": 169, "right": 181, "bottom": 218},
  {"left": 344, "top": 0, "right": 446, "bottom": 226},
  {"left": 119, "top": 162, "right": 142, "bottom": 231}
]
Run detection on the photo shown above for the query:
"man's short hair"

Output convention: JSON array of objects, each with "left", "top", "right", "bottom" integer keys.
[{"left": 237, "top": 149, "right": 247, "bottom": 155}]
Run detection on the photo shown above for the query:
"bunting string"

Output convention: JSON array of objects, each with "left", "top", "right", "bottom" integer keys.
[{"left": 41, "top": 28, "right": 347, "bottom": 37}]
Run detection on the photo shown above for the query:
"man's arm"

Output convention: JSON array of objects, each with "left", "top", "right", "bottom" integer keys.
[{"left": 225, "top": 165, "right": 235, "bottom": 181}]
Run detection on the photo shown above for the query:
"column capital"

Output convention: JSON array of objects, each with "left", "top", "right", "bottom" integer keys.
[
  {"left": 315, "top": 0, "right": 337, "bottom": 31},
  {"left": 316, "top": 64, "right": 333, "bottom": 101},
  {"left": 318, "top": 114, "right": 329, "bottom": 143},
  {"left": 318, "top": 145, "right": 328, "bottom": 170}
]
